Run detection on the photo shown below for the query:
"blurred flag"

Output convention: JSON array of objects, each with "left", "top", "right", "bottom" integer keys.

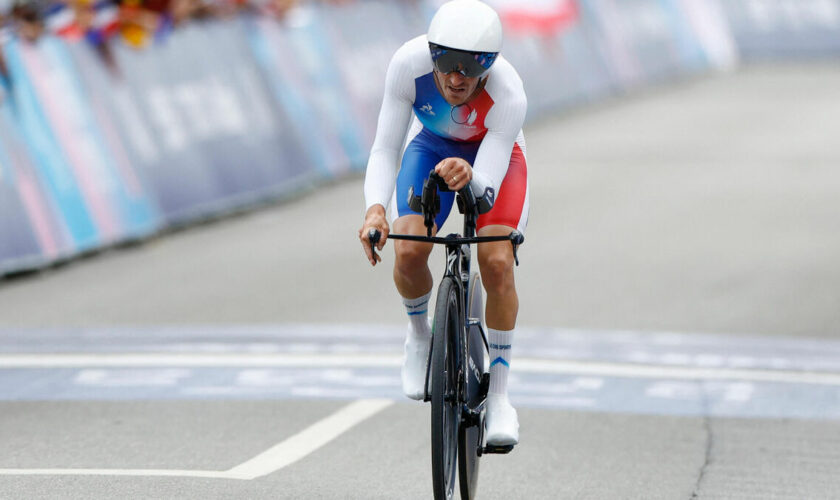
[
  {"left": 44, "top": 2, "right": 86, "bottom": 41},
  {"left": 486, "top": 0, "right": 579, "bottom": 37},
  {"left": 88, "top": 0, "right": 121, "bottom": 43}
]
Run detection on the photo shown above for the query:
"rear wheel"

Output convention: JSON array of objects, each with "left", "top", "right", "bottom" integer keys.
[
  {"left": 459, "top": 273, "right": 486, "bottom": 500},
  {"left": 431, "top": 277, "right": 460, "bottom": 500}
]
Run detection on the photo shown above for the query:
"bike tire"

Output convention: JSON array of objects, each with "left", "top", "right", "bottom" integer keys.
[
  {"left": 431, "top": 277, "right": 460, "bottom": 500},
  {"left": 459, "top": 273, "right": 485, "bottom": 500}
]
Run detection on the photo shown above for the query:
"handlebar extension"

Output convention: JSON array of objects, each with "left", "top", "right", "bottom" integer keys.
[{"left": 407, "top": 173, "right": 495, "bottom": 238}]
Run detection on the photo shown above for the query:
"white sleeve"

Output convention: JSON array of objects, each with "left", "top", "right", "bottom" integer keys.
[
  {"left": 363, "top": 48, "right": 416, "bottom": 212},
  {"left": 469, "top": 76, "right": 527, "bottom": 198}
]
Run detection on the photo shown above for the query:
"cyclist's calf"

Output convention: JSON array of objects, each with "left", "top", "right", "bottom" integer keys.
[{"left": 477, "top": 227, "right": 519, "bottom": 330}]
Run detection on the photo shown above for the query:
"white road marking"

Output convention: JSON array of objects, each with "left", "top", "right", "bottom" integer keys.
[
  {"left": 0, "top": 398, "right": 393, "bottom": 480},
  {"left": 2, "top": 353, "right": 840, "bottom": 386},
  {"left": 226, "top": 398, "right": 393, "bottom": 479},
  {"left": 0, "top": 469, "right": 234, "bottom": 479},
  {"left": 521, "top": 359, "right": 840, "bottom": 386},
  {"left": 0, "top": 353, "right": 401, "bottom": 368}
]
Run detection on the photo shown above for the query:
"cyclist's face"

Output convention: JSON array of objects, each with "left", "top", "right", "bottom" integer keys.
[{"left": 434, "top": 70, "right": 481, "bottom": 106}]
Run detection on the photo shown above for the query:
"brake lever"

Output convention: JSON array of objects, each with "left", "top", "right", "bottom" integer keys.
[
  {"left": 509, "top": 231, "right": 524, "bottom": 266},
  {"left": 368, "top": 229, "right": 381, "bottom": 262}
]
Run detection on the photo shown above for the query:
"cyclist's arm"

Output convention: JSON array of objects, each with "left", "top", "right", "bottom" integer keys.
[
  {"left": 470, "top": 62, "right": 528, "bottom": 199},
  {"left": 364, "top": 45, "right": 417, "bottom": 213}
]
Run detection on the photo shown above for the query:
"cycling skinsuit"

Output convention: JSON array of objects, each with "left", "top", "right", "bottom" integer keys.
[{"left": 364, "top": 35, "right": 529, "bottom": 233}]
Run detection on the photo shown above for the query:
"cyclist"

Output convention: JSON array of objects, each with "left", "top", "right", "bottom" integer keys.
[{"left": 358, "top": 0, "right": 527, "bottom": 446}]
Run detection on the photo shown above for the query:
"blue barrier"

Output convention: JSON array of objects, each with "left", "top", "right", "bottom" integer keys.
[
  {"left": 0, "top": 0, "right": 836, "bottom": 275},
  {"left": 0, "top": 95, "right": 73, "bottom": 273},
  {"left": 2, "top": 38, "right": 102, "bottom": 256},
  {"left": 0, "top": 137, "right": 44, "bottom": 274}
]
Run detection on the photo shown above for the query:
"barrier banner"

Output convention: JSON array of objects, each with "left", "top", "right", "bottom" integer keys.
[
  {"left": 587, "top": 0, "right": 698, "bottom": 87},
  {"left": 16, "top": 39, "right": 160, "bottom": 244},
  {"left": 676, "top": 0, "right": 739, "bottom": 71},
  {"left": 719, "top": 0, "right": 840, "bottom": 59},
  {"left": 0, "top": 115, "right": 45, "bottom": 273},
  {"left": 245, "top": 16, "right": 329, "bottom": 176},
  {"left": 0, "top": 92, "right": 77, "bottom": 272},
  {"left": 111, "top": 21, "right": 311, "bottom": 224},
  {"left": 504, "top": 2, "right": 616, "bottom": 115},
  {"left": 63, "top": 43, "right": 161, "bottom": 239},
  {"left": 320, "top": 0, "right": 426, "bottom": 156},
  {"left": 221, "top": 20, "right": 312, "bottom": 198},
  {"left": 2, "top": 38, "right": 102, "bottom": 253},
  {"left": 111, "top": 38, "right": 222, "bottom": 222},
  {"left": 162, "top": 22, "right": 311, "bottom": 211},
  {"left": 0, "top": 167, "right": 40, "bottom": 274},
  {"left": 247, "top": 7, "right": 364, "bottom": 177}
]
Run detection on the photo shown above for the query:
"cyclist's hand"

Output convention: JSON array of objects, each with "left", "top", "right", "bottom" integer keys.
[
  {"left": 436, "top": 157, "right": 472, "bottom": 192},
  {"left": 359, "top": 204, "right": 389, "bottom": 266}
]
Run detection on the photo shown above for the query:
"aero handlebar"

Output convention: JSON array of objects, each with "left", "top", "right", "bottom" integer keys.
[{"left": 367, "top": 229, "right": 524, "bottom": 266}]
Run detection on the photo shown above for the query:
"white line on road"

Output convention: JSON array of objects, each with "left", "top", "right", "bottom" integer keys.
[
  {"left": 0, "top": 469, "right": 234, "bottom": 479},
  {"left": 0, "top": 353, "right": 401, "bottom": 368},
  {"left": 226, "top": 398, "right": 393, "bottom": 479},
  {"left": 523, "top": 359, "right": 840, "bottom": 386},
  {"left": 3, "top": 353, "right": 840, "bottom": 386},
  {"left": 0, "top": 398, "right": 393, "bottom": 480}
]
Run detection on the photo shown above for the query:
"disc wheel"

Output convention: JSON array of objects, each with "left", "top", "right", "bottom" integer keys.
[
  {"left": 459, "top": 273, "right": 485, "bottom": 500},
  {"left": 431, "top": 277, "right": 460, "bottom": 500}
]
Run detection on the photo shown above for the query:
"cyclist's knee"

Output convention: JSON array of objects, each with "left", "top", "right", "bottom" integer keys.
[
  {"left": 478, "top": 250, "right": 514, "bottom": 295},
  {"left": 394, "top": 240, "right": 432, "bottom": 276}
]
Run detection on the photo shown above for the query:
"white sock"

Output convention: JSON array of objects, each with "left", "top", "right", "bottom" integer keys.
[
  {"left": 488, "top": 328, "right": 514, "bottom": 396},
  {"left": 403, "top": 291, "right": 432, "bottom": 341}
]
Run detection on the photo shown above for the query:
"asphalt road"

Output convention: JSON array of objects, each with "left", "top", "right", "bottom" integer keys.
[{"left": 1, "top": 63, "right": 839, "bottom": 499}]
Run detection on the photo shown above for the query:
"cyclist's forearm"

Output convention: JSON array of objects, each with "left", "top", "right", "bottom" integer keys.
[{"left": 364, "top": 150, "right": 398, "bottom": 211}]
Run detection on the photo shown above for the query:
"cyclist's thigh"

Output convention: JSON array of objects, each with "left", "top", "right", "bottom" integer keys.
[
  {"left": 477, "top": 141, "right": 528, "bottom": 235},
  {"left": 396, "top": 130, "right": 456, "bottom": 230}
]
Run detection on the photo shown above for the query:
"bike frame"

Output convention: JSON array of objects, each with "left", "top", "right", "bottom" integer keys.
[{"left": 367, "top": 171, "right": 522, "bottom": 424}]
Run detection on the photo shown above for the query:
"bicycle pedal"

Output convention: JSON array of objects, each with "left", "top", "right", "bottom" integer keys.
[{"left": 478, "top": 444, "right": 515, "bottom": 456}]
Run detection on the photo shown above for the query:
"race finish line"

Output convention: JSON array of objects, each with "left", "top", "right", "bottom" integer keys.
[{"left": 1, "top": 325, "right": 839, "bottom": 419}]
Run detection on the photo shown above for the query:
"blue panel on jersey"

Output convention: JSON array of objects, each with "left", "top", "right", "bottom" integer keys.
[{"left": 412, "top": 73, "right": 452, "bottom": 137}]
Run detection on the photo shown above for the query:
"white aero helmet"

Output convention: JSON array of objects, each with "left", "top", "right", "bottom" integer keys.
[{"left": 427, "top": 0, "right": 503, "bottom": 78}]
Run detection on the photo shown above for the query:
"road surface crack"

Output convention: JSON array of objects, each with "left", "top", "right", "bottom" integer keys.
[{"left": 691, "top": 382, "right": 713, "bottom": 499}]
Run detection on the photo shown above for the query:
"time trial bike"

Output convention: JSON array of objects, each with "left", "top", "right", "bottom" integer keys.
[{"left": 369, "top": 171, "right": 523, "bottom": 500}]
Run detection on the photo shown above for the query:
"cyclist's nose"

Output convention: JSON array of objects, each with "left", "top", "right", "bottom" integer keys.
[{"left": 446, "top": 73, "right": 467, "bottom": 88}]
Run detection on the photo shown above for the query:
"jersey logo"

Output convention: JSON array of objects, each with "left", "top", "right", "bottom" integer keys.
[
  {"left": 451, "top": 104, "right": 478, "bottom": 125},
  {"left": 420, "top": 103, "right": 435, "bottom": 116}
]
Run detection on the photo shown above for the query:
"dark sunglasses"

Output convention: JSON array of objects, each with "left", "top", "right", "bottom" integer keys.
[{"left": 429, "top": 43, "right": 498, "bottom": 78}]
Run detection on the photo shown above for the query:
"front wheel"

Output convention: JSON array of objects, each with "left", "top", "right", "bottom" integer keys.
[{"left": 431, "top": 277, "right": 461, "bottom": 500}]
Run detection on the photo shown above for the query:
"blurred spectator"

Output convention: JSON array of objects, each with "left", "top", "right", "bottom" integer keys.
[
  {"left": 0, "top": 8, "right": 10, "bottom": 88},
  {"left": 10, "top": 0, "right": 47, "bottom": 43},
  {"left": 0, "top": 0, "right": 301, "bottom": 71},
  {"left": 266, "top": 0, "right": 296, "bottom": 19},
  {"left": 119, "top": 0, "right": 171, "bottom": 48}
]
